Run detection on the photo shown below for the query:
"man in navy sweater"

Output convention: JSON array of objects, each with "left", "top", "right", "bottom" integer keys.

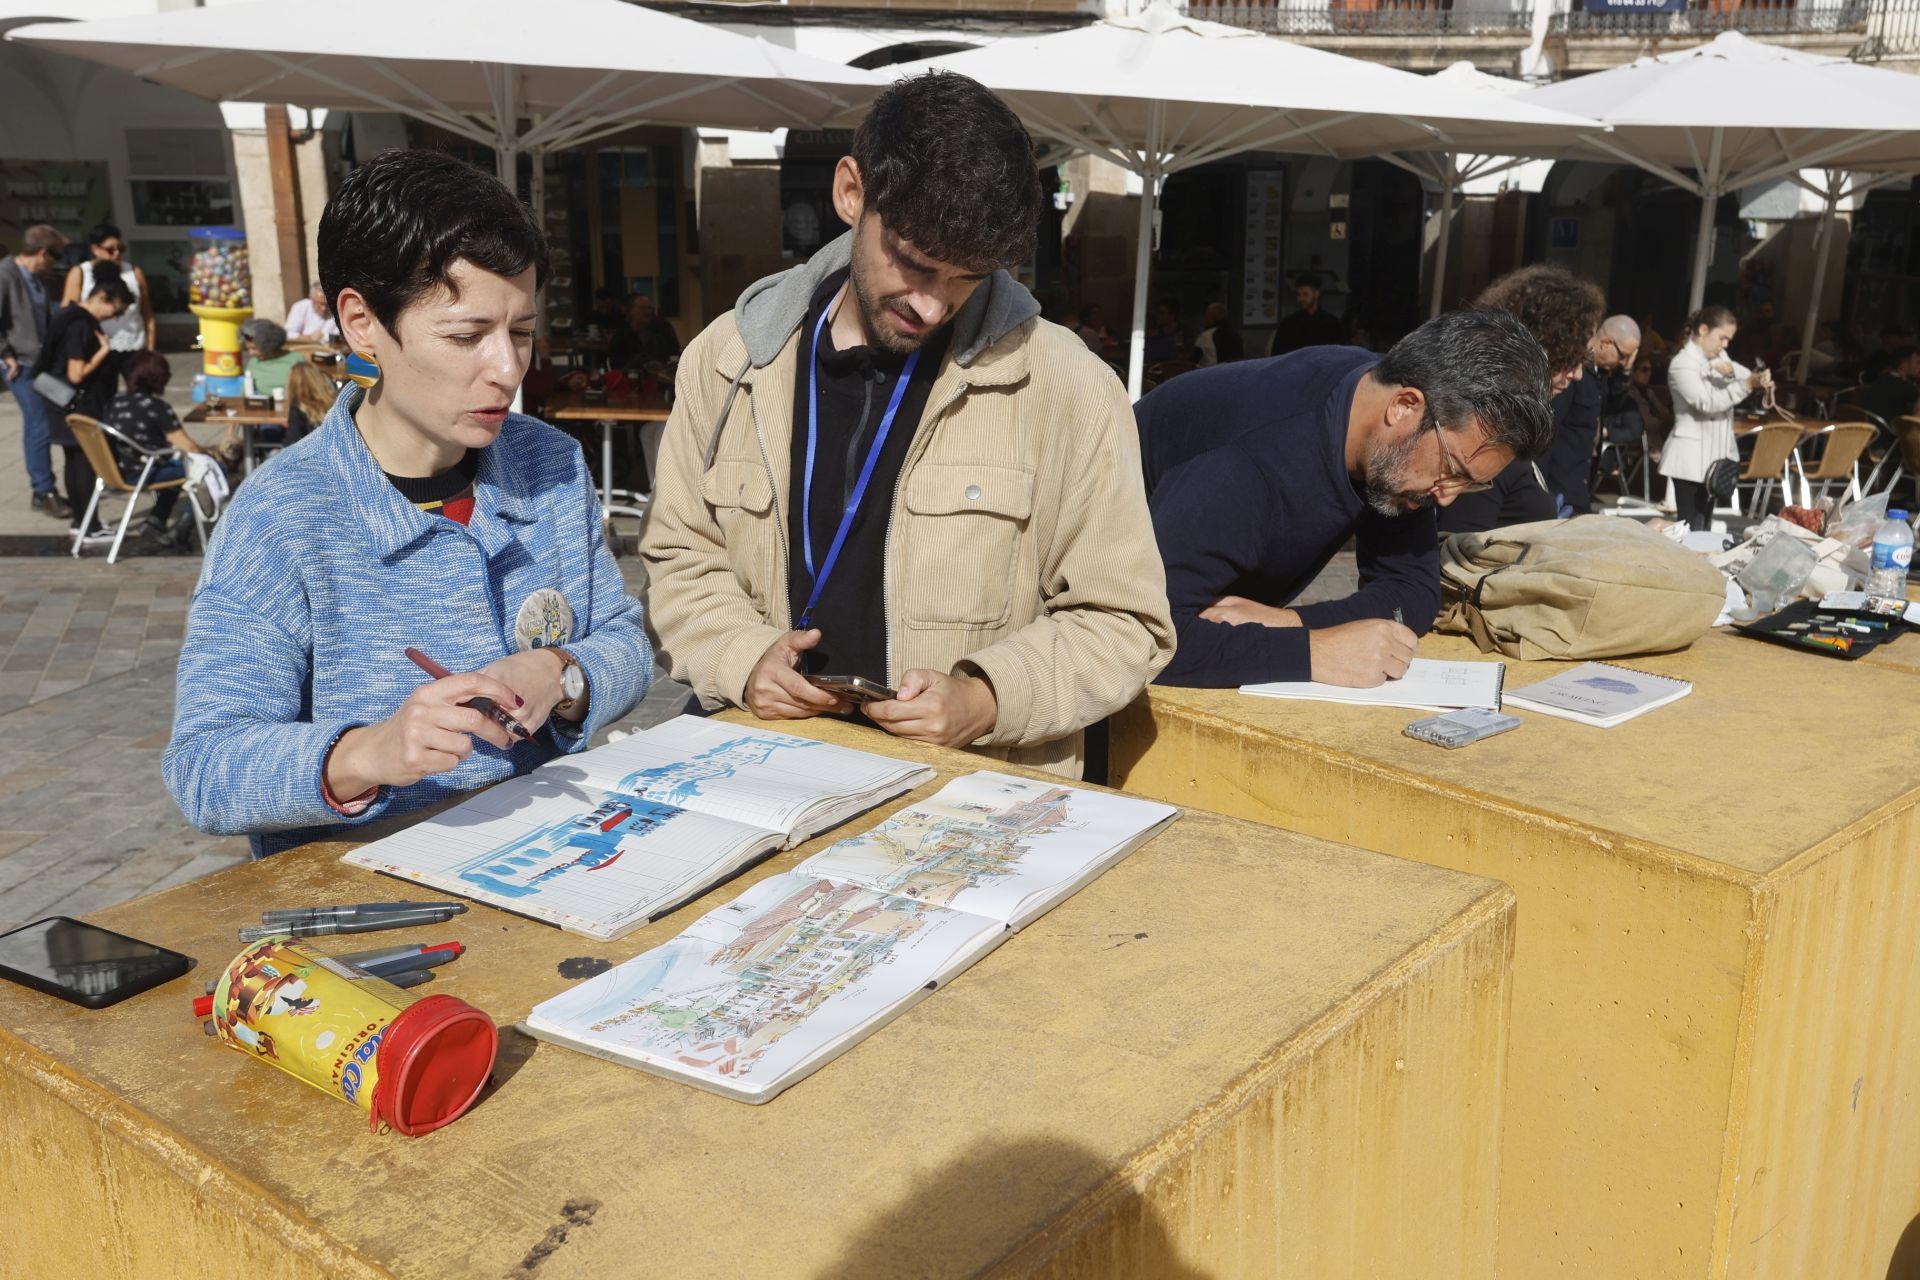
[{"left": 1139, "top": 309, "right": 1552, "bottom": 688}]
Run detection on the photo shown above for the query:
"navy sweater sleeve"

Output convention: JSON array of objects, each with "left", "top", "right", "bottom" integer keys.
[
  {"left": 1149, "top": 449, "right": 1313, "bottom": 687},
  {"left": 1291, "top": 505, "right": 1442, "bottom": 634}
]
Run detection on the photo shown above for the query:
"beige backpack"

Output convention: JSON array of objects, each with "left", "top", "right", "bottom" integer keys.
[{"left": 1435, "top": 516, "right": 1727, "bottom": 660}]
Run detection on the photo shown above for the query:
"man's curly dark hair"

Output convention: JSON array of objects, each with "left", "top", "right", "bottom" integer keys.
[
  {"left": 850, "top": 71, "right": 1042, "bottom": 274},
  {"left": 1474, "top": 264, "right": 1605, "bottom": 377}
]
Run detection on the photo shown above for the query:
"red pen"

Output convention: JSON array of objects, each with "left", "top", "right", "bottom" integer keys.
[{"left": 405, "top": 646, "right": 531, "bottom": 742}]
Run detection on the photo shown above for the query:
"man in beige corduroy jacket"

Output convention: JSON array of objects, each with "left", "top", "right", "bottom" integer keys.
[{"left": 641, "top": 72, "right": 1173, "bottom": 779}]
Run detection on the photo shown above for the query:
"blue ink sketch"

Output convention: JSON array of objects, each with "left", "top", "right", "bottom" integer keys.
[
  {"left": 616, "top": 735, "right": 820, "bottom": 806},
  {"left": 453, "top": 792, "right": 683, "bottom": 899},
  {"left": 1575, "top": 676, "right": 1639, "bottom": 696}
]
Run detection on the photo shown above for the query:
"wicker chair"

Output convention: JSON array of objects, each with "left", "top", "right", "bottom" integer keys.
[{"left": 65, "top": 415, "right": 208, "bottom": 564}]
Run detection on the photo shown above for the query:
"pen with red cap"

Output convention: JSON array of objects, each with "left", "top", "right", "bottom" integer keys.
[{"left": 404, "top": 646, "right": 531, "bottom": 742}]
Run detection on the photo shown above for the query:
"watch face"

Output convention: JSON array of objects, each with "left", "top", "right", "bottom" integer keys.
[{"left": 560, "top": 663, "right": 586, "bottom": 701}]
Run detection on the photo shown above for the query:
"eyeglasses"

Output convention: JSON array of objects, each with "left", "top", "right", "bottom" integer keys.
[{"left": 1430, "top": 424, "right": 1495, "bottom": 495}]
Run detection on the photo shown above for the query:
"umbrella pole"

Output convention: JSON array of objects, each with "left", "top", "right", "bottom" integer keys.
[
  {"left": 1430, "top": 162, "right": 1458, "bottom": 321},
  {"left": 1687, "top": 128, "right": 1724, "bottom": 315},
  {"left": 1128, "top": 101, "right": 1168, "bottom": 402},
  {"left": 1128, "top": 170, "right": 1157, "bottom": 401},
  {"left": 1796, "top": 175, "right": 1841, "bottom": 385}
]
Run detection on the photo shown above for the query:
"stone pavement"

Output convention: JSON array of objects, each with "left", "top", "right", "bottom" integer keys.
[{"left": 0, "top": 555, "right": 691, "bottom": 933}]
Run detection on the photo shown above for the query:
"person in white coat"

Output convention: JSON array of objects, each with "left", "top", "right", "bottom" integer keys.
[{"left": 1660, "top": 305, "right": 1770, "bottom": 530}]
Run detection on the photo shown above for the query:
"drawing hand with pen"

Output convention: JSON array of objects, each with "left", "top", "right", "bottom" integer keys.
[{"left": 324, "top": 652, "right": 530, "bottom": 796}]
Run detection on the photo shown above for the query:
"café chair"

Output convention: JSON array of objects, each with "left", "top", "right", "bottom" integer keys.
[
  {"left": 64, "top": 414, "right": 209, "bottom": 564},
  {"left": 1735, "top": 420, "right": 1806, "bottom": 517},
  {"left": 1868, "top": 417, "right": 1920, "bottom": 506},
  {"left": 1792, "top": 421, "right": 1878, "bottom": 506}
]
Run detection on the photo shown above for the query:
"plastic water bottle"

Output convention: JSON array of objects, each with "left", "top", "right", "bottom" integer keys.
[{"left": 1868, "top": 509, "right": 1914, "bottom": 598}]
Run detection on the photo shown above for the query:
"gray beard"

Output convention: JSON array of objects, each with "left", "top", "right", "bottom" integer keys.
[{"left": 1362, "top": 427, "right": 1433, "bottom": 518}]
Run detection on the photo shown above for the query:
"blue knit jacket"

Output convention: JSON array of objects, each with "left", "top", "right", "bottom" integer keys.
[{"left": 164, "top": 388, "right": 653, "bottom": 857}]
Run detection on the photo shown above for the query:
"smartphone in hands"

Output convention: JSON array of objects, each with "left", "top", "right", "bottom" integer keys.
[{"left": 806, "top": 674, "right": 898, "bottom": 704}]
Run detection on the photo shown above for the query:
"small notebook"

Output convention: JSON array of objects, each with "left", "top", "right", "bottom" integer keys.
[
  {"left": 1241, "top": 658, "right": 1506, "bottom": 712},
  {"left": 521, "top": 772, "right": 1179, "bottom": 1103},
  {"left": 1503, "top": 662, "right": 1691, "bottom": 728},
  {"left": 341, "top": 716, "right": 932, "bottom": 940}
]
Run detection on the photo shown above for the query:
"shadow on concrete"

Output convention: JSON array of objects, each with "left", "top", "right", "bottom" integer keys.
[
  {"left": 1888, "top": 1212, "right": 1920, "bottom": 1279},
  {"left": 814, "top": 1135, "right": 1214, "bottom": 1280}
]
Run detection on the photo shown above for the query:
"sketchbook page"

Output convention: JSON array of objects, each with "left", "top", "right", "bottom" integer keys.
[
  {"left": 341, "top": 772, "right": 777, "bottom": 941},
  {"left": 1240, "top": 658, "right": 1505, "bottom": 711},
  {"left": 524, "top": 871, "right": 1006, "bottom": 1102},
  {"left": 556, "top": 716, "right": 932, "bottom": 841},
  {"left": 795, "top": 772, "right": 1179, "bottom": 929}
]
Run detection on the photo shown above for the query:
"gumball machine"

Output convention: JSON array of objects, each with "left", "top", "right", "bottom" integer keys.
[{"left": 187, "top": 226, "right": 253, "bottom": 400}]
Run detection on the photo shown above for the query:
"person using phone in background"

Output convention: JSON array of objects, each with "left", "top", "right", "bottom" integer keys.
[
  {"left": 642, "top": 72, "right": 1174, "bottom": 778},
  {"left": 164, "top": 150, "right": 652, "bottom": 858}
]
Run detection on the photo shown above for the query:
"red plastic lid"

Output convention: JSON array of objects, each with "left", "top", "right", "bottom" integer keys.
[{"left": 369, "top": 995, "right": 498, "bottom": 1137}]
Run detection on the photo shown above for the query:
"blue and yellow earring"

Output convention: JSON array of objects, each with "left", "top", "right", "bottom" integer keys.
[{"left": 343, "top": 350, "right": 382, "bottom": 389}]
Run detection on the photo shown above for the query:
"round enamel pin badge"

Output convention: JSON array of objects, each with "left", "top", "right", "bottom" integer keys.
[{"left": 514, "top": 589, "right": 574, "bottom": 651}]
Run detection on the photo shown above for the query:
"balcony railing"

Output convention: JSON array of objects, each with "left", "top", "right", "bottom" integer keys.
[
  {"left": 1550, "top": 0, "right": 1870, "bottom": 38},
  {"left": 1186, "top": 0, "right": 1534, "bottom": 37}
]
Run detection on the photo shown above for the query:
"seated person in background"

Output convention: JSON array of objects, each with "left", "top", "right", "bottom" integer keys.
[
  {"left": 241, "top": 318, "right": 303, "bottom": 393},
  {"left": 283, "top": 359, "right": 337, "bottom": 444},
  {"left": 1625, "top": 355, "right": 1674, "bottom": 458},
  {"left": 1864, "top": 325, "right": 1912, "bottom": 382},
  {"left": 165, "top": 149, "right": 653, "bottom": 858},
  {"left": 607, "top": 293, "right": 681, "bottom": 374},
  {"left": 1194, "top": 301, "right": 1243, "bottom": 367},
  {"left": 283, "top": 282, "right": 339, "bottom": 342},
  {"left": 105, "top": 349, "right": 215, "bottom": 543},
  {"left": 1267, "top": 272, "right": 1345, "bottom": 357},
  {"left": 1862, "top": 345, "right": 1920, "bottom": 425},
  {"left": 1143, "top": 300, "right": 1185, "bottom": 365},
  {"left": 1140, "top": 309, "right": 1551, "bottom": 689},
  {"left": 1440, "top": 265, "right": 1605, "bottom": 534},
  {"left": 1076, "top": 302, "right": 1117, "bottom": 356}
]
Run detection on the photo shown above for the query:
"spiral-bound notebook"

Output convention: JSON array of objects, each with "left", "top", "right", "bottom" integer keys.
[
  {"left": 1503, "top": 662, "right": 1691, "bottom": 728},
  {"left": 1241, "top": 658, "right": 1506, "bottom": 712}
]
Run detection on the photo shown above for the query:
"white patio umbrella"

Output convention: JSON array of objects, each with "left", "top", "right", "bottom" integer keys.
[
  {"left": 1517, "top": 31, "right": 1920, "bottom": 334},
  {"left": 908, "top": 2, "right": 1601, "bottom": 397},
  {"left": 1398, "top": 62, "right": 1543, "bottom": 320},
  {"left": 8, "top": 0, "right": 883, "bottom": 200}
]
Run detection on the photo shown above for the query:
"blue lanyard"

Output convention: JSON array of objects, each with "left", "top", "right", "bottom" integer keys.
[{"left": 797, "top": 302, "right": 921, "bottom": 630}]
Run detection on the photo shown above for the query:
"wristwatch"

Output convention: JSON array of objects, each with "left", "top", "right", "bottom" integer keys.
[{"left": 551, "top": 647, "right": 588, "bottom": 715}]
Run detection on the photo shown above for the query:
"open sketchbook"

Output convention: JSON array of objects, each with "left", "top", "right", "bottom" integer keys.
[
  {"left": 340, "top": 717, "right": 932, "bottom": 940},
  {"left": 1242, "top": 658, "right": 1505, "bottom": 712},
  {"left": 521, "top": 772, "right": 1179, "bottom": 1102}
]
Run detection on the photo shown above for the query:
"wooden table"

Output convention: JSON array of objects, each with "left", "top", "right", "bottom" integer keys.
[
  {"left": 185, "top": 402, "right": 289, "bottom": 476},
  {"left": 0, "top": 716, "right": 1516, "bottom": 1280},
  {"left": 544, "top": 389, "right": 670, "bottom": 524},
  {"left": 1112, "top": 631, "right": 1920, "bottom": 1279}
]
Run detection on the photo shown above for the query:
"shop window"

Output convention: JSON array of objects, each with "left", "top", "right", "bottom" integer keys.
[{"left": 124, "top": 128, "right": 233, "bottom": 228}]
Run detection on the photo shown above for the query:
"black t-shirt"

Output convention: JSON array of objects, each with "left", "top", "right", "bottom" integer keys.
[
  {"left": 1267, "top": 306, "right": 1346, "bottom": 357},
  {"left": 785, "top": 269, "right": 951, "bottom": 683},
  {"left": 104, "top": 391, "right": 181, "bottom": 472},
  {"left": 37, "top": 303, "right": 109, "bottom": 431}
]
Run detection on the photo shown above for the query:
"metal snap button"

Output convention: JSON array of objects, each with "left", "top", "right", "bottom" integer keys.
[{"left": 965, "top": 484, "right": 983, "bottom": 501}]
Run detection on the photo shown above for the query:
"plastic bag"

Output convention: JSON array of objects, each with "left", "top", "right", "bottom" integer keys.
[
  {"left": 1829, "top": 491, "right": 1891, "bottom": 550},
  {"left": 1736, "top": 533, "right": 1817, "bottom": 613}
]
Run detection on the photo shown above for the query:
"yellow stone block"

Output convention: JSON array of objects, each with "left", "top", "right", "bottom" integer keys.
[
  {"left": 1113, "top": 632, "right": 1920, "bottom": 1279},
  {"left": 0, "top": 718, "right": 1514, "bottom": 1279}
]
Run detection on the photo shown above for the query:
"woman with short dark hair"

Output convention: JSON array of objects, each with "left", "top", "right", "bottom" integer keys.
[
  {"left": 35, "top": 266, "right": 134, "bottom": 544},
  {"left": 60, "top": 223, "right": 155, "bottom": 386},
  {"left": 165, "top": 149, "right": 653, "bottom": 857}
]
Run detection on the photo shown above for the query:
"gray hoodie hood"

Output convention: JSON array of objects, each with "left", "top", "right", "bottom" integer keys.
[{"left": 732, "top": 232, "right": 1041, "bottom": 371}]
